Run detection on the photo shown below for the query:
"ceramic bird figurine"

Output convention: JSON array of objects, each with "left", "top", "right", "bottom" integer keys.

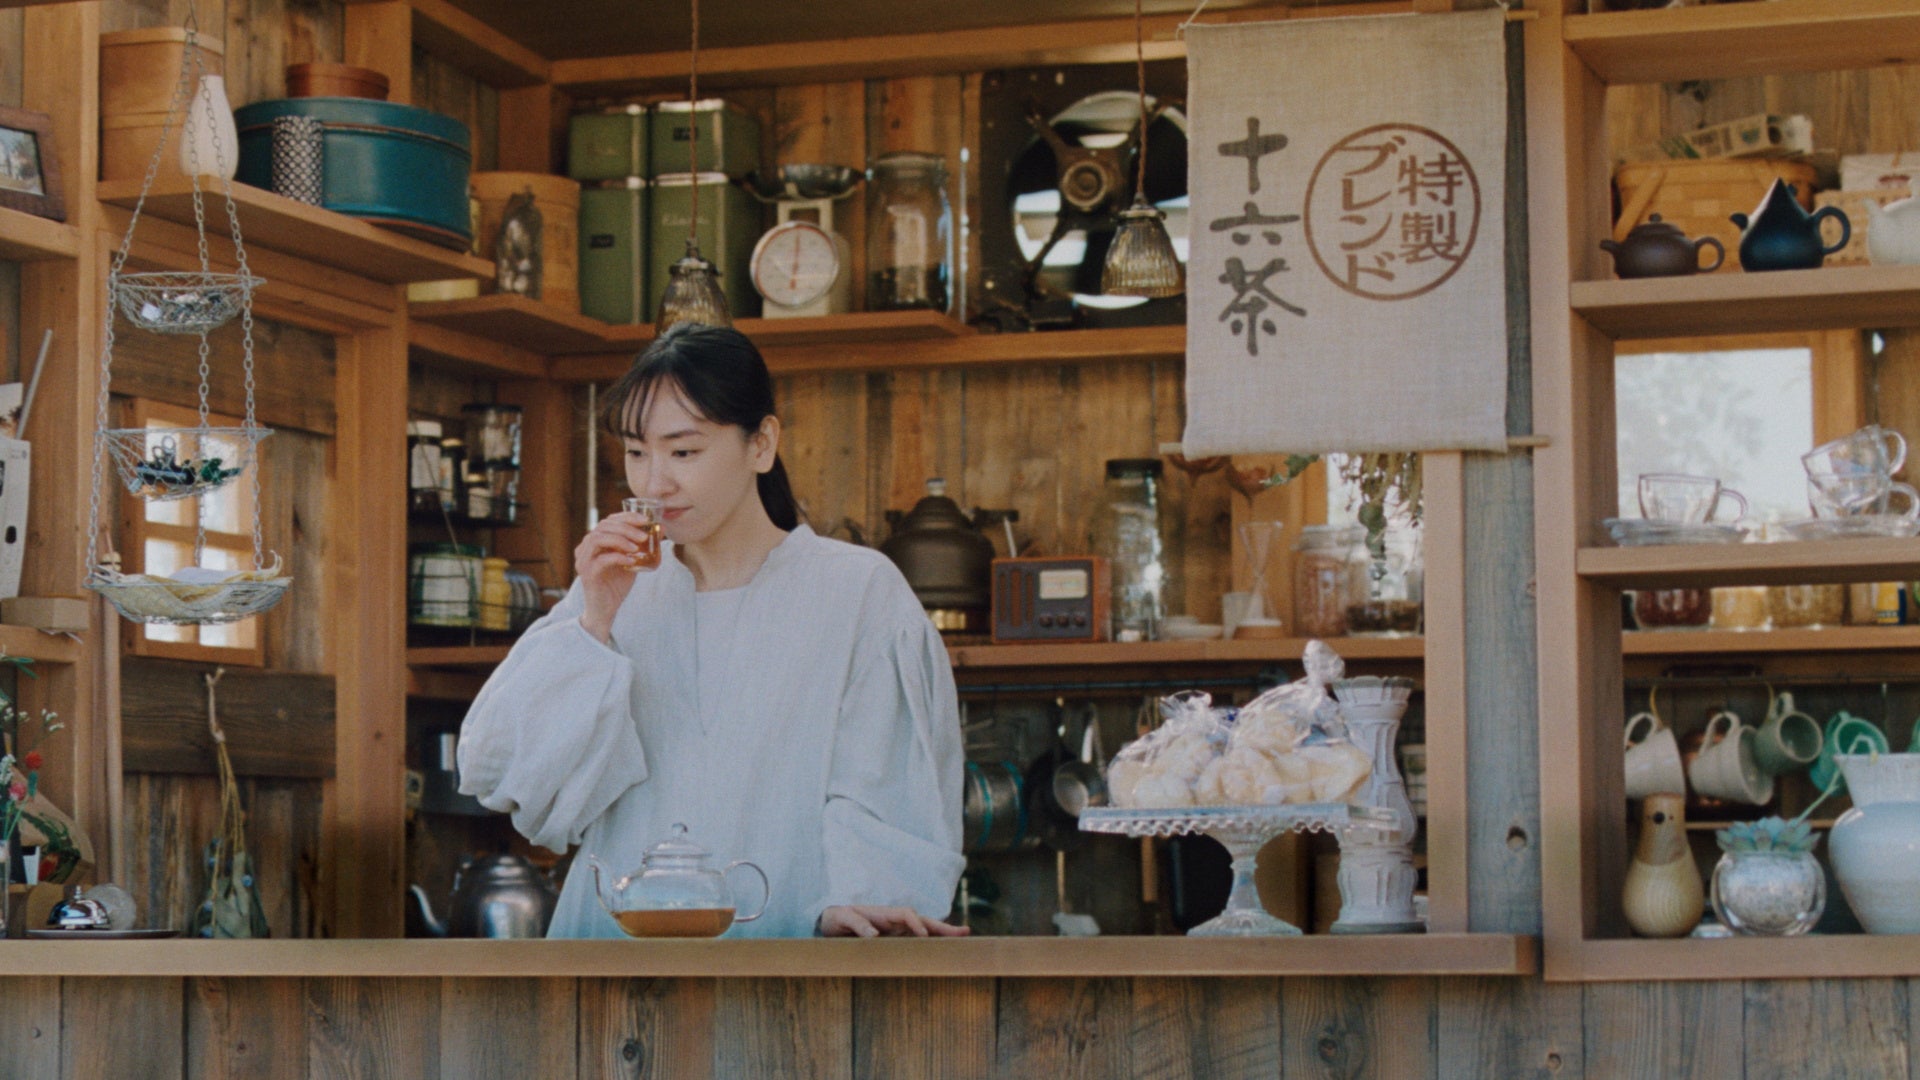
[{"left": 1623, "top": 792, "right": 1705, "bottom": 937}]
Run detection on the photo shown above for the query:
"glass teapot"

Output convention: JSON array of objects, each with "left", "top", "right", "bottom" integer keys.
[{"left": 586, "top": 823, "right": 770, "bottom": 938}]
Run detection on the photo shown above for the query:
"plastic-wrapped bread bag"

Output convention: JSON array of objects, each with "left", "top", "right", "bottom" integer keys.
[
  {"left": 1106, "top": 691, "right": 1232, "bottom": 808},
  {"left": 1196, "top": 640, "right": 1373, "bottom": 807}
]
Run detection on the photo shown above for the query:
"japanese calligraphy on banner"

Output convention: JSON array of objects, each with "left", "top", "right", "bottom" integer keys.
[{"left": 1183, "top": 12, "right": 1509, "bottom": 455}]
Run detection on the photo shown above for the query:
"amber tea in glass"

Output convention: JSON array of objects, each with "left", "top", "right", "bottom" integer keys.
[
  {"left": 622, "top": 497, "right": 664, "bottom": 570},
  {"left": 613, "top": 907, "right": 736, "bottom": 938}
]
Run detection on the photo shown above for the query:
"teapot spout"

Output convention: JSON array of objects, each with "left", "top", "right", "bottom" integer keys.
[
  {"left": 408, "top": 884, "right": 449, "bottom": 937},
  {"left": 1730, "top": 212, "right": 1750, "bottom": 230},
  {"left": 1599, "top": 238, "right": 1622, "bottom": 254}
]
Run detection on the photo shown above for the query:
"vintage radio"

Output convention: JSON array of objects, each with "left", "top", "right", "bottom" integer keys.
[{"left": 991, "top": 557, "right": 1109, "bottom": 644}]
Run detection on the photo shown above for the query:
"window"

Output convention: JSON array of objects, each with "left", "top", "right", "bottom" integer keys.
[{"left": 121, "top": 399, "right": 266, "bottom": 666}]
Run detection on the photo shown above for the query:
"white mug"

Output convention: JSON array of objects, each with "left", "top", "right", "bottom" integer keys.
[
  {"left": 1624, "top": 711, "right": 1686, "bottom": 800},
  {"left": 1687, "top": 710, "right": 1774, "bottom": 806}
]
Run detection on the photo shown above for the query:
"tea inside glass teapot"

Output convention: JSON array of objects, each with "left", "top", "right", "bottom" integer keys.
[{"left": 587, "top": 823, "right": 770, "bottom": 938}]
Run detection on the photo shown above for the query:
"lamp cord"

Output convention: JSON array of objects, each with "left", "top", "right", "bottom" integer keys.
[
  {"left": 688, "top": 0, "right": 701, "bottom": 248},
  {"left": 1134, "top": 0, "right": 1148, "bottom": 200}
]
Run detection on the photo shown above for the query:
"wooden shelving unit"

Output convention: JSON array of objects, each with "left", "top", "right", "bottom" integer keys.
[
  {"left": 0, "top": 206, "right": 79, "bottom": 262},
  {"left": 406, "top": 645, "right": 511, "bottom": 668},
  {"left": 1564, "top": 0, "right": 1920, "bottom": 85},
  {"left": 410, "top": 294, "right": 634, "bottom": 354},
  {"left": 949, "top": 635, "right": 1424, "bottom": 669},
  {"left": 1578, "top": 538, "right": 1920, "bottom": 589},
  {"left": 1572, "top": 265, "right": 1920, "bottom": 340},
  {"left": 98, "top": 177, "right": 493, "bottom": 285},
  {"left": 1532, "top": 1, "right": 1920, "bottom": 983}
]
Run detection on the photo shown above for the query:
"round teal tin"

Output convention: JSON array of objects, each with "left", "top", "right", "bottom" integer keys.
[{"left": 235, "top": 98, "right": 473, "bottom": 250}]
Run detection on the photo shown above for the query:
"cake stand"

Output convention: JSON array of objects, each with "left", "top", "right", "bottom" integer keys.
[{"left": 1079, "top": 804, "right": 1393, "bottom": 936}]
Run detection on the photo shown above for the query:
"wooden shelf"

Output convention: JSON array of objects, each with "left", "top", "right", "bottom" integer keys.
[
  {"left": 406, "top": 645, "right": 510, "bottom": 668},
  {"left": 1550, "top": 935, "right": 1920, "bottom": 984},
  {"left": 0, "top": 206, "right": 78, "bottom": 262},
  {"left": 549, "top": 322, "right": 1182, "bottom": 381},
  {"left": 1577, "top": 538, "right": 1920, "bottom": 589},
  {"left": 948, "top": 636, "right": 1423, "bottom": 670},
  {"left": 1571, "top": 265, "right": 1920, "bottom": 341},
  {"left": 1685, "top": 819, "right": 1836, "bottom": 832},
  {"left": 0, "top": 933, "right": 1535, "bottom": 978},
  {"left": 1564, "top": 0, "right": 1920, "bottom": 87},
  {"left": 98, "top": 177, "right": 493, "bottom": 286},
  {"left": 0, "top": 623, "right": 82, "bottom": 665},
  {"left": 1625, "top": 626, "right": 1920, "bottom": 656},
  {"left": 410, "top": 294, "right": 631, "bottom": 354}
]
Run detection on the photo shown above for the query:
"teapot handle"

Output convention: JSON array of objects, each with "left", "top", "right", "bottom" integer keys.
[
  {"left": 725, "top": 860, "right": 771, "bottom": 924},
  {"left": 584, "top": 855, "right": 621, "bottom": 920},
  {"left": 1693, "top": 236, "right": 1724, "bottom": 273},
  {"left": 1813, "top": 206, "right": 1852, "bottom": 256}
]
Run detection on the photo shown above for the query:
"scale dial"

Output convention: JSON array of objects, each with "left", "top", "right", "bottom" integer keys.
[{"left": 750, "top": 220, "right": 842, "bottom": 308}]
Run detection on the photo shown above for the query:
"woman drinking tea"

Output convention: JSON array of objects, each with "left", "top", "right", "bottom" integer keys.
[{"left": 459, "top": 325, "right": 967, "bottom": 938}]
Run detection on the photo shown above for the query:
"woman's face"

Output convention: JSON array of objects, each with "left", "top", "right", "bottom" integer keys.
[{"left": 622, "top": 381, "right": 777, "bottom": 547}]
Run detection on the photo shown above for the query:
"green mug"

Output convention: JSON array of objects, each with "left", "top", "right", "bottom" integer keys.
[
  {"left": 1754, "top": 694, "right": 1823, "bottom": 776},
  {"left": 1810, "top": 711, "right": 1889, "bottom": 794}
]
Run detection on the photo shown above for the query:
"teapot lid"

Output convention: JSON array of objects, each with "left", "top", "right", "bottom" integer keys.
[
  {"left": 1626, "top": 213, "right": 1686, "bottom": 238},
  {"left": 643, "top": 823, "right": 711, "bottom": 864}
]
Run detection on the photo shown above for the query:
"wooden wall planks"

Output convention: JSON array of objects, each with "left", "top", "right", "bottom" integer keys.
[
  {"left": 185, "top": 977, "right": 307, "bottom": 1080},
  {"left": 995, "top": 978, "right": 1135, "bottom": 1079},
  {"left": 576, "top": 977, "right": 718, "bottom": 1080},
  {"left": 305, "top": 977, "right": 442, "bottom": 1078},
  {"left": 853, "top": 977, "right": 996, "bottom": 1080},
  {"left": 0, "top": 977, "right": 62, "bottom": 1080},
  {"left": 439, "top": 978, "right": 579, "bottom": 1079}
]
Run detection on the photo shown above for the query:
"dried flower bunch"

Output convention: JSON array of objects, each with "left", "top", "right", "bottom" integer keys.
[{"left": 1715, "top": 816, "right": 1818, "bottom": 856}]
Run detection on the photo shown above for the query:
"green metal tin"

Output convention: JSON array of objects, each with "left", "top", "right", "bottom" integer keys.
[
  {"left": 648, "top": 173, "right": 763, "bottom": 320},
  {"left": 568, "top": 104, "right": 649, "bottom": 183},
  {"left": 234, "top": 97, "right": 473, "bottom": 250},
  {"left": 649, "top": 99, "right": 761, "bottom": 179},
  {"left": 578, "top": 180, "right": 650, "bottom": 325}
]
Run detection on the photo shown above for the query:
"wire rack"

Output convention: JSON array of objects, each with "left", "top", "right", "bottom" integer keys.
[
  {"left": 103, "top": 426, "right": 266, "bottom": 501},
  {"left": 87, "top": 569, "right": 291, "bottom": 626},
  {"left": 109, "top": 270, "right": 263, "bottom": 336}
]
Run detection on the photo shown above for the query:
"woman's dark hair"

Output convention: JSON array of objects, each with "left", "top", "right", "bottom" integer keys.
[{"left": 600, "top": 323, "right": 800, "bottom": 531}]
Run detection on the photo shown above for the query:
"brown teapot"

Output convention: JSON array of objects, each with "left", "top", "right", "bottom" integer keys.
[
  {"left": 880, "top": 478, "right": 1016, "bottom": 633},
  {"left": 1600, "top": 215, "right": 1725, "bottom": 278}
]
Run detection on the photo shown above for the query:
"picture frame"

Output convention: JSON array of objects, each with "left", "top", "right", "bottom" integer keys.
[{"left": 0, "top": 105, "right": 63, "bottom": 222}]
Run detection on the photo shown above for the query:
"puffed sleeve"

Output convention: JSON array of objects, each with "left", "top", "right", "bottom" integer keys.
[
  {"left": 457, "top": 581, "right": 650, "bottom": 851},
  {"left": 808, "top": 569, "right": 966, "bottom": 931}
]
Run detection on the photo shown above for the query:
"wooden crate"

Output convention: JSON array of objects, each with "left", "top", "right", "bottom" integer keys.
[{"left": 1612, "top": 158, "right": 1818, "bottom": 274}]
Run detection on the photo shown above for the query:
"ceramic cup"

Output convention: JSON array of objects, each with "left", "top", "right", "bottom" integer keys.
[
  {"left": 1688, "top": 711, "right": 1774, "bottom": 805},
  {"left": 1810, "top": 711, "right": 1890, "bottom": 794},
  {"left": 1624, "top": 711, "right": 1687, "bottom": 799},
  {"left": 1806, "top": 472, "right": 1920, "bottom": 519},
  {"left": 1638, "top": 473, "right": 1749, "bottom": 524},
  {"left": 1802, "top": 424, "right": 1908, "bottom": 479},
  {"left": 1754, "top": 693, "right": 1824, "bottom": 775}
]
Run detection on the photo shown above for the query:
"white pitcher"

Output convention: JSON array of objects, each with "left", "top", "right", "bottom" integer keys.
[
  {"left": 179, "top": 74, "right": 239, "bottom": 180},
  {"left": 1829, "top": 752, "right": 1920, "bottom": 933}
]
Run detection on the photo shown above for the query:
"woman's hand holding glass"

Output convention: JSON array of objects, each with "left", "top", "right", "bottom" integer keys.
[{"left": 575, "top": 498, "right": 665, "bottom": 643}]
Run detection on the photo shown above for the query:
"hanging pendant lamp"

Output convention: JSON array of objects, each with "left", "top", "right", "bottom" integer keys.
[
  {"left": 655, "top": 0, "right": 733, "bottom": 332},
  {"left": 1101, "top": 0, "right": 1184, "bottom": 298}
]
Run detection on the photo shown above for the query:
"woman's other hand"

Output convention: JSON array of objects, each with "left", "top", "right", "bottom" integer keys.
[
  {"left": 575, "top": 513, "right": 657, "bottom": 642},
  {"left": 817, "top": 905, "right": 971, "bottom": 938}
]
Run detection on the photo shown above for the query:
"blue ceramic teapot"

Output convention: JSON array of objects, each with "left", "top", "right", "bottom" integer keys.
[{"left": 1730, "top": 179, "right": 1849, "bottom": 271}]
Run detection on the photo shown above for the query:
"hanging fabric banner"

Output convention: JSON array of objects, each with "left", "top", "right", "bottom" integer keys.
[{"left": 1182, "top": 11, "right": 1509, "bottom": 455}]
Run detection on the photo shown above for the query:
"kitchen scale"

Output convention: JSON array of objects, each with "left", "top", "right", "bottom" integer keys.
[{"left": 744, "top": 165, "right": 860, "bottom": 319}]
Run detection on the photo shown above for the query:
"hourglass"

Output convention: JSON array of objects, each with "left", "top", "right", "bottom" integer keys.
[{"left": 1228, "top": 521, "right": 1285, "bottom": 639}]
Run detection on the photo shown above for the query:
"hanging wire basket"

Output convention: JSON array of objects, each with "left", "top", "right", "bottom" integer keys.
[
  {"left": 104, "top": 426, "right": 268, "bottom": 502},
  {"left": 86, "top": 561, "right": 290, "bottom": 626},
  {"left": 110, "top": 271, "right": 264, "bottom": 336}
]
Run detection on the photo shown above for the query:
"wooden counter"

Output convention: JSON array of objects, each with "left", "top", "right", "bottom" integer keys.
[{"left": 0, "top": 933, "right": 1534, "bottom": 978}]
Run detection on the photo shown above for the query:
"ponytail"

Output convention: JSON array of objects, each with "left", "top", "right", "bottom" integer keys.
[{"left": 758, "top": 457, "right": 801, "bottom": 531}]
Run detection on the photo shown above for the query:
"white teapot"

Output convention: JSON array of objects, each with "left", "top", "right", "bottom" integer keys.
[{"left": 1866, "top": 180, "right": 1920, "bottom": 266}]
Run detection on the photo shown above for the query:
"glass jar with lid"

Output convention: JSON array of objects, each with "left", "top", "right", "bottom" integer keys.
[
  {"left": 1292, "top": 525, "right": 1369, "bottom": 638},
  {"left": 1347, "top": 526, "right": 1424, "bottom": 637},
  {"left": 1632, "top": 588, "right": 1711, "bottom": 630},
  {"left": 462, "top": 402, "right": 523, "bottom": 467},
  {"left": 406, "top": 420, "right": 444, "bottom": 514},
  {"left": 1768, "top": 584, "right": 1845, "bottom": 629},
  {"left": 866, "top": 152, "right": 951, "bottom": 312},
  {"left": 408, "top": 543, "right": 482, "bottom": 628},
  {"left": 1091, "top": 458, "right": 1167, "bottom": 642}
]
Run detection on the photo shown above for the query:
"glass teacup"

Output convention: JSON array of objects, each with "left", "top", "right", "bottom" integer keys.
[
  {"left": 1638, "top": 473, "right": 1748, "bottom": 524},
  {"left": 622, "top": 497, "right": 665, "bottom": 570},
  {"left": 1806, "top": 472, "right": 1920, "bottom": 519},
  {"left": 1802, "top": 424, "right": 1907, "bottom": 478}
]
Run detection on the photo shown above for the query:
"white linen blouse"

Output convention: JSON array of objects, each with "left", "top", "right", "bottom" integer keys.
[{"left": 457, "top": 524, "right": 966, "bottom": 938}]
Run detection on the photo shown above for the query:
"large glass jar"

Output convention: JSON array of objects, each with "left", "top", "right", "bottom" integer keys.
[
  {"left": 1347, "top": 526, "right": 1424, "bottom": 637},
  {"left": 406, "top": 420, "right": 443, "bottom": 514},
  {"left": 462, "top": 402, "right": 523, "bottom": 467},
  {"left": 1292, "top": 525, "right": 1369, "bottom": 638},
  {"left": 1632, "top": 588, "right": 1711, "bottom": 630},
  {"left": 1091, "top": 458, "right": 1166, "bottom": 642},
  {"left": 1768, "top": 584, "right": 1845, "bottom": 629},
  {"left": 866, "top": 152, "right": 951, "bottom": 312}
]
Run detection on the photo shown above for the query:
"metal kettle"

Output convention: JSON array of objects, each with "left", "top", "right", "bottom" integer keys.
[
  {"left": 409, "top": 853, "right": 558, "bottom": 938},
  {"left": 880, "top": 478, "right": 1015, "bottom": 633}
]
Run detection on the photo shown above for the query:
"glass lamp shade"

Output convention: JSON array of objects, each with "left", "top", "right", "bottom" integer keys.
[
  {"left": 1102, "top": 196, "right": 1184, "bottom": 298},
  {"left": 654, "top": 241, "right": 733, "bottom": 332}
]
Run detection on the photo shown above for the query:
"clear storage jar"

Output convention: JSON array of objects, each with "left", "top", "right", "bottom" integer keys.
[
  {"left": 866, "top": 152, "right": 951, "bottom": 312},
  {"left": 408, "top": 543, "right": 482, "bottom": 628},
  {"left": 1091, "top": 458, "right": 1167, "bottom": 642},
  {"left": 407, "top": 420, "right": 443, "bottom": 514},
  {"left": 1768, "top": 584, "right": 1845, "bottom": 629},
  {"left": 1632, "top": 588, "right": 1711, "bottom": 630},
  {"left": 1292, "top": 525, "right": 1369, "bottom": 638},
  {"left": 1710, "top": 586, "right": 1770, "bottom": 631},
  {"left": 462, "top": 402, "right": 523, "bottom": 467}
]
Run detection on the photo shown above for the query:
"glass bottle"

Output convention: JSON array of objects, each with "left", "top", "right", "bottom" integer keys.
[
  {"left": 866, "top": 152, "right": 951, "bottom": 312},
  {"left": 406, "top": 420, "right": 443, "bottom": 515},
  {"left": 1292, "top": 525, "right": 1369, "bottom": 638},
  {"left": 1091, "top": 458, "right": 1167, "bottom": 642}
]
